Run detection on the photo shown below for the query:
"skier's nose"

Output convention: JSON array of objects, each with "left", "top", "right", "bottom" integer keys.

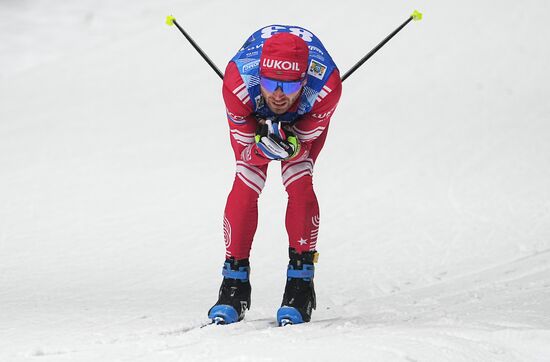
[{"left": 272, "top": 88, "right": 286, "bottom": 99}]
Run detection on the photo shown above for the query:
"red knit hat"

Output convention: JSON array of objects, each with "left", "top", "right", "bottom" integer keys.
[{"left": 260, "top": 33, "right": 309, "bottom": 81}]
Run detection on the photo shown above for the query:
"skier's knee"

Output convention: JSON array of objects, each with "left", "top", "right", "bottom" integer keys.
[{"left": 234, "top": 161, "right": 266, "bottom": 196}]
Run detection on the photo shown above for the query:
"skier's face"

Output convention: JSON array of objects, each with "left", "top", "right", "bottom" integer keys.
[{"left": 260, "top": 79, "right": 305, "bottom": 115}]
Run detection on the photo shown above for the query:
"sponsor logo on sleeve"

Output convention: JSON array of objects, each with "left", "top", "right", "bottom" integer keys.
[
  {"left": 227, "top": 110, "right": 246, "bottom": 123},
  {"left": 307, "top": 59, "right": 327, "bottom": 80},
  {"left": 242, "top": 59, "right": 260, "bottom": 72},
  {"left": 308, "top": 45, "right": 324, "bottom": 55},
  {"left": 311, "top": 107, "right": 336, "bottom": 122},
  {"left": 242, "top": 43, "right": 263, "bottom": 52},
  {"left": 312, "top": 54, "right": 325, "bottom": 62}
]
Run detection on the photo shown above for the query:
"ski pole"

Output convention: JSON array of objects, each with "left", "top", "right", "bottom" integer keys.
[
  {"left": 341, "top": 10, "right": 423, "bottom": 82},
  {"left": 166, "top": 15, "right": 224, "bottom": 80}
]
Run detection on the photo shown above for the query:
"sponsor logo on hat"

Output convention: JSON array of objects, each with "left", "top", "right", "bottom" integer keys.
[
  {"left": 307, "top": 59, "right": 327, "bottom": 80},
  {"left": 262, "top": 58, "right": 301, "bottom": 72}
]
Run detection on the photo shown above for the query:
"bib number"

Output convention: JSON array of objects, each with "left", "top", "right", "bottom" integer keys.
[{"left": 260, "top": 26, "right": 314, "bottom": 42}]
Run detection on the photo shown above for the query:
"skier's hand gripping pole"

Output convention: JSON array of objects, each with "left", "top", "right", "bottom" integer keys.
[
  {"left": 341, "top": 10, "right": 423, "bottom": 82},
  {"left": 255, "top": 119, "right": 300, "bottom": 161},
  {"left": 166, "top": 15, "right": 224, "bottom": 80}
]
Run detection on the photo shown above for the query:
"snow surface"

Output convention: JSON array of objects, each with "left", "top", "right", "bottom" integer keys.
[{"left": 1, "top": 0, "right": 550, "bottom": 361}]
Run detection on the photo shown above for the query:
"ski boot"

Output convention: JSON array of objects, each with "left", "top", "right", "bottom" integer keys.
[
  {"left": 208, "top": 258, "right": 251, "bottom": 325},
  {"left": 277, "top": 248, "right": 318, "bottom": 326}
]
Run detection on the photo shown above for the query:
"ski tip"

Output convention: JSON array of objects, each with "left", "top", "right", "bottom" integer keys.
[
  {"left": 165, "top": 15, "right": 176, "bottom": 26},
  {"left": 411, "top": 10, "right": 423, "bottom": 21},
  {"left": 208, "top": 305, "right": 239, "bottom": 325},
  {"left": 277, "top": 306, "right": 304, "bottom": 326}
]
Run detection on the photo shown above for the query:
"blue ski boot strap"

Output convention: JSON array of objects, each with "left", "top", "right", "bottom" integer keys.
[
  {"left": 222, "top": 263, "right": 250, "bottom": 280},
  {"left": 287, "top": 264, "right": 314, "bottom": 280}
]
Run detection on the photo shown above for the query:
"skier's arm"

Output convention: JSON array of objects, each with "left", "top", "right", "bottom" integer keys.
[
  {"left": 222, "top": 62, "right": 271, "bottom": 166},
  {"left": 289, "top": 70, "right": 342, "bottom": 161}
]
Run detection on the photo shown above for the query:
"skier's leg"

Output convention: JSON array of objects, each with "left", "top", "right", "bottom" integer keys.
[
  {"left": 277, "top": 130, "right": 328, "bottom": 324},
  {"left": 209, "top": 120, "right": 268, "bottom": 324},
  {"left": 277, "top": 171, "right": 319, "bottom": 325},
  {"left": 283, "top": 169, "right": 319, "bottom": 253},
  {"left": 281, "top": 128, "right": 328, "bottom": 253},
  {"left": 223, "top": 162, "right": 267, "bottom": 259}
]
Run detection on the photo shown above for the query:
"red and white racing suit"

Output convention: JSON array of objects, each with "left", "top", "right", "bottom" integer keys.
[{"left": 222, "top": 61, "right": 342, "bottom": 260}]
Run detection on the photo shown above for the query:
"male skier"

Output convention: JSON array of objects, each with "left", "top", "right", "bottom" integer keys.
[{"left": 209, "top": 25, "right": 342, "bottom": 326}]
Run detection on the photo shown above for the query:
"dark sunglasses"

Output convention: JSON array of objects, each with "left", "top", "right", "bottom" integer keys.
[{"left": 260, "top": 77, "right": 304, "bottom": 94}]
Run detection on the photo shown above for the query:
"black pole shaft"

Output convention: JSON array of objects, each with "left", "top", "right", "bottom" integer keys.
[
  {"left": 341, "top": 16, "right": 413, "bottom": 82},
  {"left": 173, "top": 19, "right": 224, "bottom": 80}
]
